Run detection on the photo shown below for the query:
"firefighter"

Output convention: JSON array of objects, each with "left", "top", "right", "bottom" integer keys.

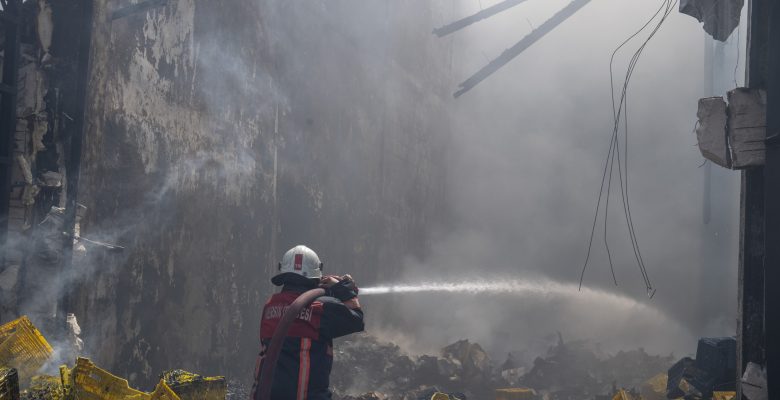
[{"left": 251, "top": 245, "right": 364, "bottom": 400}]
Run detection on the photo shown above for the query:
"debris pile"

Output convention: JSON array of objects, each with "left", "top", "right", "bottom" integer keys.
[
  {"left": 21, "top": 375, "right": 63, "bottom": 400},
  {"left": 519, "top": 338, "right": 675, "bottom": 399},
  {"left": 0, "top": 367, "right": 20, "bottom": 399},
  {"left": 0, "top": 316, "right": 226, "bottom": 400},
  {"left": 330, "top": 334, "right": 488, "bottom": 400},
  {"left": 666, "top": 337, "right": 736, "bottom": 399},
  {"left": 225, "top": 379, "right": 250, "bottom": 400},
  {"left": 331, "top": 333, "right": 676, "bottom": 400},
  {"left": 0, "top": 316, "right": 740, "bottom": 400},
  {"left": 160, "top": 370, "right": 226, "bottom": 400}
]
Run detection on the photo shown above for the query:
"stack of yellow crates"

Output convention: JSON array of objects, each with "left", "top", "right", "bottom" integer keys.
[{"left": 0, "top": 316, "right": 53, "bottom": 380}]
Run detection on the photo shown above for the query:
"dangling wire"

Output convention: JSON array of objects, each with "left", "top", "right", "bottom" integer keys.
[{"left": 579, "top": 0, "right": 676, "bottom": 298}]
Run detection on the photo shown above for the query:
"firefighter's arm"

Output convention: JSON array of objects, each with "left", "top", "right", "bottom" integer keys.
[
  {"left": 319, "top": 296, "right": 364, "bottom": 339},
  {"left": 318, "top": 274, "right": 364, "bottom": 338},
  {"left": 322, "top": 276, "right": 358, "bottom": 304}
]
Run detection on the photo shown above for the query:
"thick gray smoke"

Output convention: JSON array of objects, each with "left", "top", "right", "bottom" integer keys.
[
  {"left": 10, "top": 0, "right": 742, "bottom": 386},
  {"left": 361, "top": 0, "right": 741, "bottom": 361}
]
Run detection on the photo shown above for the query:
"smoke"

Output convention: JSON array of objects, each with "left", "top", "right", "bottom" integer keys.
[
  {"left": 361, "top": 0, "right": 741, "bottom": 361},
  {"left": 5, "top": 0, "right": 745, "bottom": 385},
  {"left": 361, "top": 277, "right": 694, "bottom": 358}
]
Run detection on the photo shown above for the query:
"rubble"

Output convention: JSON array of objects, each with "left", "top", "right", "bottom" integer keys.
[
  {"left": 518, "top": 338, "right": 673, "bottom": 399},
  {"left": 225, "top": 379, "right": 250, "bottom": 400},
  {"left": 0, "top": 317, "right": 699, "bottom": 400},
  {"left": 0, "top": 357, "right": 228, "bottom": 400},
  {"left": 332, "top": 333, "right": 675, "bottom": 400},
  {"left": 0, "top": 317, "right": 227, "bottom": 400},
  {"left": 0, "top": 367, "right": 20, "bottom": 400},
  {"left": 20, "top": 375, "right": 62, "bottom": 400},
  {"left": 331, "top": 334, "right": 496, "bottom": 399},
  {"left": 441, "top": 340, "right": 491, "bottom": 387},
  {"left": 160, "top": 370, "right": 226, "bottom": 400},
  {"left": 338, "top": 391, "right": 387, "bottom": 400},
  {"left": 666, "top": 337, "right": 736, "bottom": 399}
]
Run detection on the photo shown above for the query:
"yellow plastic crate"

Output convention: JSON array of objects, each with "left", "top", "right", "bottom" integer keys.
[
  {"left": 495, "top": 388, "right": 536, "bottom": 400},
  {"left": 60, "top": 364, "right": 73, "bottom": 399},
  {"left": 150, "top": 380, "right": 180, "bottom": 400},
  {"left": 713, "top": 392, "right": 736, "bottom": 400},
  {"left": 71, "top": 358, "right": 150, "bottom": 400},
  {"left": 0, "top": 316, "right": 53, "bottom": 380}
]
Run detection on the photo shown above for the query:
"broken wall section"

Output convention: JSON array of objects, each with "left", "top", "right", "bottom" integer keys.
[
  {"left": 696, "top": 88, "right": 766, "bottom": 169},
  {"left": 70, "top": 0, "right": 455, "bottom": 387},
  {"left": 0, "top": 0, "right": 92, "bottom": 340}
]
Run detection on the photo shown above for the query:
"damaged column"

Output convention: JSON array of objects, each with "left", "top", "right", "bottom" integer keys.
[{"left": 693, "top": 80, "right": 770, "bottom": 400}]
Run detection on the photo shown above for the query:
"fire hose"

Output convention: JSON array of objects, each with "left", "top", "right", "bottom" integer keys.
[{"left": 257, "top": 287, "right": 326, "bottom": 400}]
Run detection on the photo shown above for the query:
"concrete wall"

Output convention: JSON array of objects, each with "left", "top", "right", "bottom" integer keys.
[{"left": 71, "top": 0, "right": 453, "bottom": 386}]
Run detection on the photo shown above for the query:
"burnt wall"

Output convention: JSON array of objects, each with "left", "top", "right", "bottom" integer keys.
[{"left": 71, "top": 0, "right": 453, "bottom": 386}]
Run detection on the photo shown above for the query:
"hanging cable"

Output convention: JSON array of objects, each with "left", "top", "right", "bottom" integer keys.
[{"left": 579, "top": 0, "right": 676, "bottom": 298}]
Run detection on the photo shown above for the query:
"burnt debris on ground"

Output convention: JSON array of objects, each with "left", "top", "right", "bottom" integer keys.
[{"left": 331, "top": 333, "right": 676, "bottom": 400}]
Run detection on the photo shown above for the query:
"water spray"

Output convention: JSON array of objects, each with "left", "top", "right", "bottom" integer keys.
[
  {"left": 359, "top": 278, "right": 660, "bottom": 315},
  {"left": 358, "top": 278, "right": 693, "bottom": 353},
  {"left": 361, "top": 279, "right": 563, "bottom": 295},
  {"left": 361, "top": 279, "right": 624, "bottom": 299}
]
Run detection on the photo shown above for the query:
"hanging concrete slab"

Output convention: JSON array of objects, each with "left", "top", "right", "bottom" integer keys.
[
  {"left": 680, "top": 0, "right": 744, "bottom": 41},
  {"left": 696, "top": 97, "right": 730, "bottom": 168},
  {"left": 694, "top": 88, "right": 766, "bottom": 169},
  {"left": 728, "top": 88, "right": 767, "bottom": 168}
]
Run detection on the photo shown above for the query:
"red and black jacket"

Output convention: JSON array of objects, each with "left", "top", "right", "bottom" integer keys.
[{"left": 251, "top": 284, "right": 364, "bottom": 400}]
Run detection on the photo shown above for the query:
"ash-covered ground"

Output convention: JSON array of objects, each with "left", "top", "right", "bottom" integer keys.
[{"left": 329, "top": 333, "right": 674, "bottom": 400}]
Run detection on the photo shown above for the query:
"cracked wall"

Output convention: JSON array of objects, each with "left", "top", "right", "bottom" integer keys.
[{"left": 69, "top": 0, "right": 454, "bottom": 386}]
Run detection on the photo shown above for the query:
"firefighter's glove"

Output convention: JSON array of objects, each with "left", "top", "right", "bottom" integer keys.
[{"left": 325, "top": 278, "right": 359, "bottom": 302}]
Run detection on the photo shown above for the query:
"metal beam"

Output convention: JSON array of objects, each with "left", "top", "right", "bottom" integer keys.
[
  {"left": 453, "top": 0, "right": 591, "bottom": 98},
  {"left": 432, "top": 0, "right": 530, "bottom": 37}
]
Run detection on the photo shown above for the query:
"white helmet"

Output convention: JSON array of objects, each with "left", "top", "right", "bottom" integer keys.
[{"left": 272, "top": 245, "right": 323, "bottom": 285}]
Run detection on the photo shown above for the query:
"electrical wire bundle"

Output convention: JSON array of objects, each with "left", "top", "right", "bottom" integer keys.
[{"left": 579, "top": 0, "right": 678, "bottom": 298}]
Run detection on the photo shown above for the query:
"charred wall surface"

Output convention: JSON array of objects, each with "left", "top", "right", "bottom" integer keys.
[{"left": 68, "top": 0, "right": 453, "bottom": 387}]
